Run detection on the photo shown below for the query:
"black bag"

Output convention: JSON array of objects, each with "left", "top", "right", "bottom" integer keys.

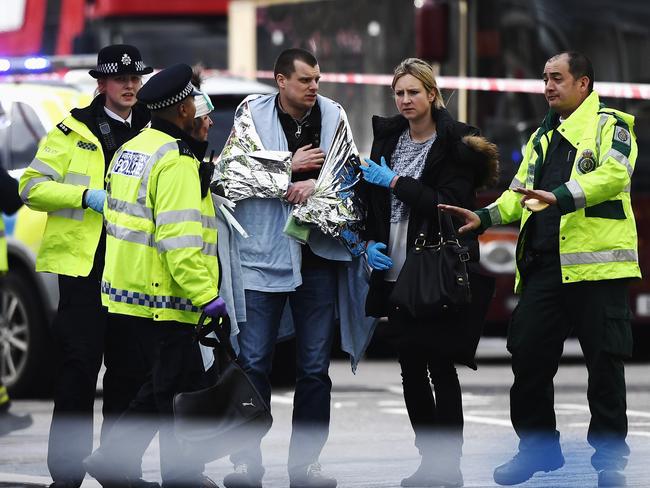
[
  {"left": 389, "top": 207, "right": 472, "bottom": 318},
  {"left": 173, "top": 314, "right": 273, "bottom": 463}
]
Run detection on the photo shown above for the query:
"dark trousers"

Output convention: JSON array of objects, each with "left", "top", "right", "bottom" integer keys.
[
  {"left": 47, "top": 273, "right": 148, "bottom": 485},
  {"left": 231, "top": 266, "right": 337, "bottom": 477},
  {"left": 508, "top": 253, "right": 632, "bottom": 471},
  {"left": 95, "top": 318, "right": 208, "bottom": 486},
  {"left": 390, "top": 309, "right": 464, "bottom": 466}
]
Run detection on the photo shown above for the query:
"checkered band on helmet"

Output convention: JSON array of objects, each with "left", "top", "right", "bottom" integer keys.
[
  {"left": 135, "top": 61, "right": 146, "bottom": 71},
  {"left": 145, "top": 81, "right": 195, "bottom": 110},
  {"left": 96, "top": 62, "right": 120, "bottom": 74}
]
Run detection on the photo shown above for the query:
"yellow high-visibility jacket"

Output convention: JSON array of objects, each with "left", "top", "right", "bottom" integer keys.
[
  {"left": 18, "top": 117, "right": 105, "bottom": 277},
  {"left": 101, "top": 127, "right": 219, "bottom": 324},
  {"left": 476, "top": 91, "right": 641, "bottom": 292},
  {"left": 0, "top": 219, "right": 7, "bottom": 273}
]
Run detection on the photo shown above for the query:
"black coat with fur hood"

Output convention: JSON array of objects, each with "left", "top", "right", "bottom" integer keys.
[{"left": 362, "top": 107, "right": 499, "bottom": 318}]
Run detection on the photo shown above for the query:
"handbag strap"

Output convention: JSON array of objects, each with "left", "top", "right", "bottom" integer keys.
[
  {"left": 413, "top": 194, "right": 461, "bottom": 246},
  {"left": 196, "top": 312, "right": 236, "bottom": 360}
]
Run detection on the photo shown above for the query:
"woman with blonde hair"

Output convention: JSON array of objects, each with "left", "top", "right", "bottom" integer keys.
[{"left": 361, "top": 58, "right": 498, "bottom": 487}]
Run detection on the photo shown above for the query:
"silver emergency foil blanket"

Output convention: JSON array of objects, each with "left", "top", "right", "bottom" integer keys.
[
  {"left": 216, "top": 100, "right": 291, "bottom": 201},
  {"left": 292, "top": 116, "right": 366, "bottom": 256}
]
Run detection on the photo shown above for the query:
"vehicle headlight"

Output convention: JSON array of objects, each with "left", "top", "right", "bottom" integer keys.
[{"left": 479, "top": 233, "right": 517, "bottom": 274}]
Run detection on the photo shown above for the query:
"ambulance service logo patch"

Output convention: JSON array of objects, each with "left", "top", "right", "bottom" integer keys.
[
  {"left": 112, "top": 150, "right": 149, "bottom": 178},
  {"left": 577, "top": 149, "right": 596, "bottom": 174},
  {"left": 616, "top": 127, "right": 630, "bottom": 145}
]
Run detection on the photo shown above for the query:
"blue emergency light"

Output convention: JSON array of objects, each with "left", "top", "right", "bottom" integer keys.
[
  {"left": 0, "top": 56, "right": 52, "bottom": 74},
  {"left": 23, "top": 57, "right": 51, "bottom": 71}
]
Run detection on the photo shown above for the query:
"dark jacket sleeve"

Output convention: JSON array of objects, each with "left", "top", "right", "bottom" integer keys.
[{"left": 0, "top": 167, "right": 23, "bottom": 215}]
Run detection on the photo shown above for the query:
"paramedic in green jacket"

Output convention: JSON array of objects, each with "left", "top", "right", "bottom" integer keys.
[{"left": 440, "top": 51, "right": 639, "bottom": 488}]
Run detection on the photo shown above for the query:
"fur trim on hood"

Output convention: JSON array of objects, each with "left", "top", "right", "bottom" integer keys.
[{"left": 461, "top": 134, "right": 500, "bottom": 189}]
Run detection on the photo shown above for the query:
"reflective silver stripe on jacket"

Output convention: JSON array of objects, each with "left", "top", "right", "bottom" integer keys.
[
  {"left": 487, "top": 202, "right": 502, "bottom": 226},
  {"left": 50, "top": 208, "right": 85, "bottom": 221},
  {"left": 20, "top": 158, "right": 66, "bottom": 202},
  {"left": 560, "top": 249, "right": 638, "bottom": 266},
  {"left": 156, "top": 209, "right": 202, "bottom": 226},
  {"left": 107, "top": 197, "right": 154, "bottom": 220},
  {"left": 107, "top": 222, "right": 216, "bottom": 256},
  {"left": 106, "top": 222, "right": 155, "bottom": 247},
  {"left": 508, "top": 177, "right": 523, "bottom": 190},
  {"left": 29, "top": 158, "right": 63, "bottom": 181},
  {"left": 202, "top": 242, "right": 218, "bottom": 257},
  {"left": 526, "top": 163, "right": 535, "bottom": 186},
  {"left": 565, "top": 179, "right": 586, "bottom": 209},
  {"left": 136, "top": 141, "right": 180, "bottom": 205},
  {"left": 49, "top": 173, "right": 92, "bottom": 221},
  {"left": 605, "top": 149, "right": 634, "bottom": 178},
  {"left": 101, "top": 280, "right": 200, "bottom": 313},
  {"left": 20, "top": 176, "right": 50, "bottom": 202},
  {"left": 201, "top": 215, "right": 218, "bottom": 229},
  {"left": 0, "top": 230, "right": 5, "bottom": 238},
  {"left": 157, "top": 235, "right": 203, "bottom": 253},
  {"left": 594, "top": 114, "right": 609, "bottom": 155}
]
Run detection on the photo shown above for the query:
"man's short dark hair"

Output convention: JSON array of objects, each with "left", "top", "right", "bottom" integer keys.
[
  {"left": 273, "top": 48, "right": 318, "bottom": 79},
  {"left": 551, "top": 51, "right": 594, "bottom": 92}
]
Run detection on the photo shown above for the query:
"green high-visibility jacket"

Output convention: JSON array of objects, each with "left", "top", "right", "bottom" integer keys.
[
  {"left": 0, "top": 219, "right": 7, "bottom": 273},
  {"left": 476, "top": 91, "right": 641, "bottom": 292},
  {"left": 101, "top": 127, "right": 219, "bottom": 324},
  {"left": 18, "top": 117, "right": 104, "bottom": 277}
]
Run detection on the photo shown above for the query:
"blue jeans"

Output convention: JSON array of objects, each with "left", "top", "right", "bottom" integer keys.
[{"left": 232, "top": 266, "right": 337, "bottom": 477}]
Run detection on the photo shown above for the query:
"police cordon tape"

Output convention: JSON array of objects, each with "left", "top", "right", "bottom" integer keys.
[
  {"left": 250, "top": 70, "right": 650, "bottom": 100},
  {"left": 3, "top": 64, "right": 649, "bottom": 100}
]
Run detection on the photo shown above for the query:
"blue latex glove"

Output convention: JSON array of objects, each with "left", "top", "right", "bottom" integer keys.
[
  {"left": 361, "top": 156, "right": 397, "bottom": 188},
  {"left": 84, "top": 189, "right": 106, "bottom": 214},
  {"left": 366, "top": 242, "right": 393, "bottom": 270},
  {"left": 204, "top": 296, "right": 227, "bottom": 318}
]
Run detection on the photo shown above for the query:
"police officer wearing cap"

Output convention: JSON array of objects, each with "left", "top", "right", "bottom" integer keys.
[
  {"left": 19, "top": 44, "right": 155, "bottom": 488},
  {"left": 83, "top": 64, "right": 225, "bottom": 488}
]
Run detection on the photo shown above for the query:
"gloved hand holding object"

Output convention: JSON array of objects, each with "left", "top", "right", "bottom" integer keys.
[
  {"left": 361, "top": 156, "right": 397, "bottom": 188},
  {"left": 366, "top": 241, "right": 393, "bottom": 270},
  {"left": 204, "top": 296, "right": 227, "bottom": 318},
  {"left": 84, "top": 189, "right": 106, "bottom": 214}
]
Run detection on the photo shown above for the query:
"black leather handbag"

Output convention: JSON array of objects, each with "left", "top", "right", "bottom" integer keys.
[
  {"left": 389, "top": 207, "right": 472, "bottom": 318},
  {"left": 173, "top": 314, "right": 273, "bottom": 463}
]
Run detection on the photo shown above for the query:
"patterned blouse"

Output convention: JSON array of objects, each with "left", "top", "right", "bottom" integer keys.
[{"left": 389, "top": 128, "right": 437, "bottom": 222}]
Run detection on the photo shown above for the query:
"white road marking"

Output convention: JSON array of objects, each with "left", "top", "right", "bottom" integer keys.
[
  {"left": 628, "top": 431, "right": 650, "bottom": 437},
  {"left": 558, "top": 403, "right": 650, "bottom": 418},
  {"left": 464, "top": 415, "right": 513, "bottom": 427},
  {"left": 271, "top": 395, "right": 294, "bottom": 405},
  {"left": 381, "top": 407, "right": 513, "bottom": 427},
  {"left": 377, "top": 400, "right": 404, "bottom": 407}
]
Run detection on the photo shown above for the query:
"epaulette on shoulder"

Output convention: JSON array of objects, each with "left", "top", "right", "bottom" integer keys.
[
  {"left": 597, "top": 109, "right": 628, "bottom": 129},
  {"left": 177, "top": 140, "right": 195, "bottom": 159},
  {"left": 57, "top": 122, "right": 71, "bottom": 135}
]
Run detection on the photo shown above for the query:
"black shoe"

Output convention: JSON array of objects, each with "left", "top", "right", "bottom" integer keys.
[
  {"left": 598, "top": 470, "right": 626, "bottom": 487},
  {"left": 401, "top": 462, "right": 463, "bottom": 487},
  {"left": 289, "top": 463, "right": 337, "bottom": 488},
  {"left": 223, "top": 464, "right": 263, "bottom": 488},
  {"left": 83, "top": 450, "right": 131, "bottom": 487},
  {"left": 130, "top": 479, "right": 161, "bottom": 488},
  {"left": 48, "top": 482, "right": 81, "bottom": 488},
  {"left": 493, "top": 449, "right": 564, "bottom": 485},
  {"left": 198, "top": 475, "right": 220, "bottom": 488},
  {"left": 0, "top": 410, "right": 33, "bottom": 436}
]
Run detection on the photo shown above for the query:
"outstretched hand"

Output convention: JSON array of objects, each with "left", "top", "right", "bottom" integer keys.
[
  {"left": 438, "top": 204, "right": 480, "bottom": 234},
  {"left": 512, "top": 187, "right": 556, "bottom": 210}
]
